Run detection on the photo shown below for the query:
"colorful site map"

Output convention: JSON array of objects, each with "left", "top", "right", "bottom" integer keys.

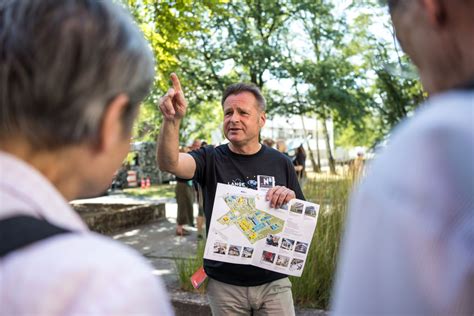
[{"left": 217, "top": 194, "right": 284, "bottom": 244}]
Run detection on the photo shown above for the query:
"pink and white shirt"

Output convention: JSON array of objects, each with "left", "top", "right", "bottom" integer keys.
[{"left": 0, "top": 151, "right": 174, "bottom": 315}]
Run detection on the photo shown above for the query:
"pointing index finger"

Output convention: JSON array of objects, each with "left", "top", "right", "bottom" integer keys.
[{"left": 170, "top": 73, "right": 182, "bottom": 93}]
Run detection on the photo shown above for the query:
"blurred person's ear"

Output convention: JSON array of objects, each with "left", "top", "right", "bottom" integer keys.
[
  {"left": 258, "top": 111, "right": 266, "bottom": 128},
  {"left": 421, "top": 0, "right": 446, "bottom": 26},
  {"left": 97, "top": 94, "right": 131, "bottom": 152}
]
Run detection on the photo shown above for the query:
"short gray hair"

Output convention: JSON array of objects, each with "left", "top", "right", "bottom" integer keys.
[
  {"left": 0, "top": 0, "right": 154, "bottom": 149},
  {"left": 221, "top": 83, "right": 266, "bottom": 111}
]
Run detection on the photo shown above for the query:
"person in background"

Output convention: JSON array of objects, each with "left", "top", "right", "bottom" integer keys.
[
  {"left": 0, "top": 0, "right": 172, "bottom": 314},
  {"left": 263, "top": 138, "right": 275, "bottom": 148},
  {"left": 276, "top": 139, "right": 289, "bottom": 156},
  {"left": 332, "top": 0, "right": 474, "bottom": 314},
  {"left": 349, "top": 151, "right": 365, "bottom": 181},
  {"left": 293, "top": 144, "right": 306, "bottom": 181}
]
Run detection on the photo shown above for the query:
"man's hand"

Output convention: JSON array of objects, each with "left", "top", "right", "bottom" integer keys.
[
  {"left": 158, "top": 73, "right": 187, "bottom": 121},
  {"left": 266, "top": 186, "right": 296, "bottom": 208}
]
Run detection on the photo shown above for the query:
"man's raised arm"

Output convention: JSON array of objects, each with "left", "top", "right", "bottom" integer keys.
[{"left": 156, "top": 73, "right": 196, "bottom": 179}]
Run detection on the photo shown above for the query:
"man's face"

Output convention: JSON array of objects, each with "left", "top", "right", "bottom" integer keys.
[{"left": 223, "top": 92, "right": 265, "bottom": 147}]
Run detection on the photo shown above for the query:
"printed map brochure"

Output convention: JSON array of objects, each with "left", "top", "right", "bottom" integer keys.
[{"left": 203, "top": 183, "right": 320, "bottom": 277}]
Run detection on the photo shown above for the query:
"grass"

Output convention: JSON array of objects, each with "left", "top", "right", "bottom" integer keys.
[
  {"left": 289, "top": 174, "right": 353, "bottom": 309},
  {"left": 174, "top": 239, "right": 208, "bottom": 293},
  {"left": 124, "top": 184, "right": 175, "bottom": 199}
]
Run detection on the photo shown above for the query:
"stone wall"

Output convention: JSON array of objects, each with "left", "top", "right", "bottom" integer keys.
[{"left": 72, "top": 203, "right": 166, "bottom": 234}]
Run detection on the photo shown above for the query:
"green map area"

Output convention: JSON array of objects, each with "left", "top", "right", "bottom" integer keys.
[{"left": 217, "top": 194, "right": 284, "bottom": 244}]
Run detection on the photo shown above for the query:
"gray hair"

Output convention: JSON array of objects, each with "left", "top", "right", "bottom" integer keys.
[
  {"left": 221, "top": 83, "right": 266, "bottom": 112},
  {"left": 0, "top": 0, "right": 154, "bottom": 149}
]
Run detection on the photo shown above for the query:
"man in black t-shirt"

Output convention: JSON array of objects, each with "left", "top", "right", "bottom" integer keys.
[{"left": 157, "top": 74, "right": 303, "bottom": 315}]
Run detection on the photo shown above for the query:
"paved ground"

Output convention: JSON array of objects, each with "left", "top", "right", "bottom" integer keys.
[
  {"left": 110, "top": 200, "right": 201, "bottom": 291},
  {"left": 76, "top": 192, "right": 201, "bottom": 290}
]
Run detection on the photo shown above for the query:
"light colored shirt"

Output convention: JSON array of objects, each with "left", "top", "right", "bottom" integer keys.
[
  {"left": 0, "top": 151, "right": 174, "bottom": 315},
  {"left": 332, "top": 90, "right": 474, "bottom": 315}
]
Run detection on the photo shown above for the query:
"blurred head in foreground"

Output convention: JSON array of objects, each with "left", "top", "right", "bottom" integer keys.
[
  {"left": 0, "top": 0, "right": 154, "bottom": 199},
  {"left": 0, "top": 1, "right": 173, "bottom": 315}
]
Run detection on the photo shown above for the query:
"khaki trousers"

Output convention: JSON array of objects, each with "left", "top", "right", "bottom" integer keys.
[{"left": 207, "top": 277, "right": 295, "bottom": 316}]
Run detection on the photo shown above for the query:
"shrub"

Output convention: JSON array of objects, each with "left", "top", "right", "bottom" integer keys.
[{"left": 290, "top": 175, "right": 352, "bottom": 309}]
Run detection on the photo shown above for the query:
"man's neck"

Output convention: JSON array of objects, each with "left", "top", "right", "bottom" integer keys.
[{"left": 228, "top": 142, "right": 262, "bottom": 155}]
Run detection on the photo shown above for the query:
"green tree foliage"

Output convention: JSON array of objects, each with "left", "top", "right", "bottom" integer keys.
[
  {"left": 168, "top": 0, "right": 295, "bottom": 145},
  {"left": 371, "top": 45, "right": 426, "bottom": 135},
  {"left": 341, "top": 7, "right": 425, "bottom": 146},
  {"left": 124, "top": 0, "right": 424, "bottom": 157},
  {"left": 214, "top": 0, "right": 294, "bottom": 89},
  {"left": 175, "top": 0, "right": 294, "bottom": 104},
  {"left": 270, "top": 0, "right": 371, "bottom": 174},
  {"left": 334, "top": 115, "right": 380, "bottom": 148},
  {"left": 125, "top": 0, "right": 225, "bottom": 144}
]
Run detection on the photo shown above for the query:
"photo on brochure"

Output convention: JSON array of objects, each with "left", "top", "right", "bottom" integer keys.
[
  {"left": 213, "top": 242, "right": 227, "bottom": 255},
  {"left": 265, "top": 234, "right": 280, "bottom": 247},
  {"left": 228, "top": 245, "right": 241, "bottom": 257},
  {"left": 289, "top": 201, "right": 304, "bottom": 214},
  {"left": 280, "top": 238, "right": 295, "bottom": 251},
  {"left": 290, "top": 258, "right": 305, "bottom": 271},
  {"left": 304, "top": 205, "right": 318, "bottom": 217},
  {"left": 294, "top": 241, "right": 309, "bottom": 254},
  {"left": 242, "top": 247, "right": 254, "bottom": 258},
  {"left": 276, "top": 255, "right": 290, "bottom": 267},
  {"left": 261, "top": 250, "right": 276, "bottom": 264}
]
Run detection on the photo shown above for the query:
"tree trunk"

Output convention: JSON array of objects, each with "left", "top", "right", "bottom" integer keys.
[
  {"left": 315, "top": 117, "right": 321, "bottom": 172},
  {"left": 322, "top": 118, "right": 336, "bottom": 175},
  {"left": 300, "top": 115, "right": 320, "bottom": 173}
]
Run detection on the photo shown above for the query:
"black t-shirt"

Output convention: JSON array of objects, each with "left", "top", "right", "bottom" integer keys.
[{"left": 189, "top": 143, "right": 305, "bottom": 286}]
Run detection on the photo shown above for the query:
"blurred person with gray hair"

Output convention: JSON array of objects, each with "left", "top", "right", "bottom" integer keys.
[
  {"left": 333, "top": 0, "right": 474, "bottom": 315},
  {"left": 0, "top": 0, "right": 173, "bottom": 314}
]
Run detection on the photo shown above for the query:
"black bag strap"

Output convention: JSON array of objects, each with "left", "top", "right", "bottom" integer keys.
[{"left": 0, "top": 215, "right": 71, "bottom": 258}]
